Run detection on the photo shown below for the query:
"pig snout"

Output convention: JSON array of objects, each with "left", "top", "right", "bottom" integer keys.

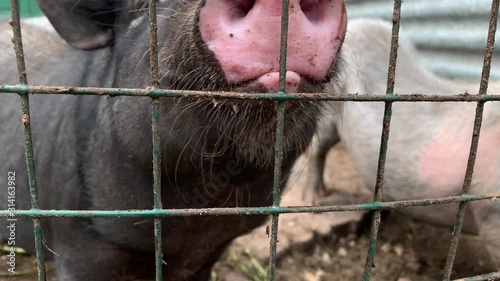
[{"left": 199, "top": 0, "right": 347, "bottom": 93}]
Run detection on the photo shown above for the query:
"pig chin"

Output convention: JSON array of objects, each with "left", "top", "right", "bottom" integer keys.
[
  {"left": 185, "top": 67, "right": 325, "bottom": 166},
  {"left": 201, "top": 96, "right": 320, "bottom": 167},
  {"left": 169, "top": 66, "right": 323, "bottom": 167}
]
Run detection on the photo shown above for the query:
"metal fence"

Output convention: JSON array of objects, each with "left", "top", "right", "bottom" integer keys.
[{"left": 1, "top": 0, "right": 500, "bottom": 280}]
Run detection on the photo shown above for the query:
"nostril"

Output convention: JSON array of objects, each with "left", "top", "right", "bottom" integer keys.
[
  {"left": 300, "top": 0, "right": 325, "bottom": 23},
  {"left": 231, "top": 0, "right": 256, "bottom": 19},
  {"left": 240, "top": 0, "right": 255, "bottom": 15}
]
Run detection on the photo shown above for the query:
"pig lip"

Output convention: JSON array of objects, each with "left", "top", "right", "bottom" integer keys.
[
  {"left": 220, "top": 75, "right": 322, "bottom": 112},
  {"left": 181, "top": 74, "right": 320, "bottom": 119},
  {"left": 232, "top": 76, "right": 319, "bottom": 94}
]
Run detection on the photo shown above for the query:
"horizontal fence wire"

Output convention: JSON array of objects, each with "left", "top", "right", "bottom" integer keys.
[
  {"left": 1, "top": 84, "right": 500, "bottom": 101},
  {"left": 452, "top": 271, "right": 500, "bottom": 281},
  {"left": 2, "top": 0, "right": 500, "bottom": 281},
  {"left": 9, "top": 0, "right": 46, "bottom": 280},
  {"left": 0, "top": 194, "right": 497, "bottom": 218}
]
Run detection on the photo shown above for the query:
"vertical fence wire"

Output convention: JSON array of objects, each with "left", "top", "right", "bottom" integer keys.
[
  {"left": 267, "top": 0, "right": 291, "bottom": 280},
  {"left": 442, "top": 0, "right": 499, "bottom": 280},
  {"left": 148, "top": 0, "right": 163, "bottom": 280},
  {"left": 9, "top": 0, "right": 46, "bottom": 280},
  {"left": 362, "top": 0, "right": 402, "bottom": 280}
]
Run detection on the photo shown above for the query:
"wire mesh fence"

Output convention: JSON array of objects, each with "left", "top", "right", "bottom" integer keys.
[{"left": 0, "top": 0, "right": 500, "bottom": 280}]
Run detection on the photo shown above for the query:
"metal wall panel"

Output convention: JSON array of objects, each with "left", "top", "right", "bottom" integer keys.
[{"left": 346, "top": 0, "right": 500, "bottom": 80}]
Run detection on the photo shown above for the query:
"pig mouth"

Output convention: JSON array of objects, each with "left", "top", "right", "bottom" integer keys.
[
  {"left": 201, "top": 70, "right": 327, "bottom": 115},
  {"left": 231, "top": 72, "right": 323, "bottom": 94}
]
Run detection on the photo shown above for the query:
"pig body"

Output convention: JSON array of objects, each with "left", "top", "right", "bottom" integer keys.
[
  {"left": 310, "top": 19, "right": 500, "bottom": 269},
  {"left": 0, "top": 1, "right": 347, "bottom": 280}
]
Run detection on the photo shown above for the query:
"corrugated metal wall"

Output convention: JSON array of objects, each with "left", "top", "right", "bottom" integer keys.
[{"left": 346, "top": 0, "right": 500, "bottom": 80}]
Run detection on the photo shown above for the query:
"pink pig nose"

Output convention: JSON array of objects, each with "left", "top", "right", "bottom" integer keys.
[{"left": 199, "top": 0, "right": 347, "bottom": 93}]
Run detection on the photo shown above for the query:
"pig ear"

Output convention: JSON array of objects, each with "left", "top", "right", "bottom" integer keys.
[{"left": 37, "top": 0, "right": 125, "bottom": 50}]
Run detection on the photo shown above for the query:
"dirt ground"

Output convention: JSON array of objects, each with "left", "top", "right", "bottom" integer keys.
[
  {"left": 212, "top": 143, "right": 497, "bottom": 281},
  {"left": 215, "top": 212, "right": 495, "bottom": 281},
  {"left": 0, "top": 143, "right": 497, "bottom": 281}
]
